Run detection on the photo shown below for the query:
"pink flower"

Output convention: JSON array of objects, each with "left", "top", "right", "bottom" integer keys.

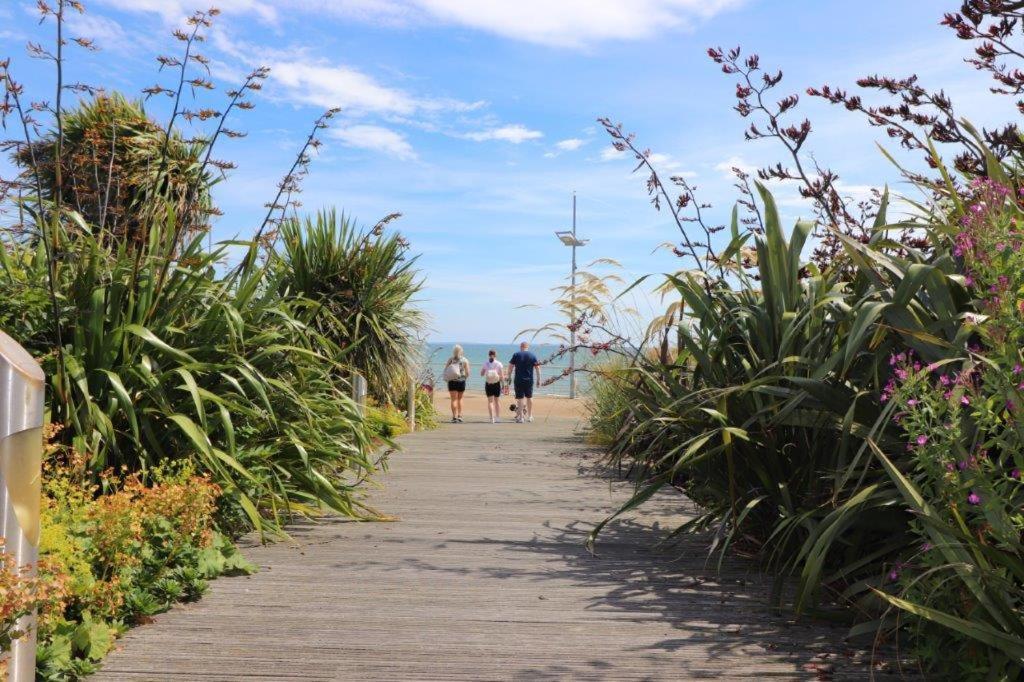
[
  {"left": 961, "top": 395, "right": 970, "bottom": 406},
  {"left": 967, "top": 492, "right": 981, "bottom": 505},
  {"left": 916, "top": 434, "right": 928, "bottom": 447},
  {"left": 1013, "top": 364, "right": 1023, "bottom": 375},
  {"left": 907, "top": 399, "right": 918, "bottom": 407},
  {"left": 1011, "top": 468, "right": 1021, "bottom": 480}
]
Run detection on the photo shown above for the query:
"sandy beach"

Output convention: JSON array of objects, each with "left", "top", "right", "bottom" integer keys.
[{"left": 433, "top": 389, "right": 589, "bottom": 422}]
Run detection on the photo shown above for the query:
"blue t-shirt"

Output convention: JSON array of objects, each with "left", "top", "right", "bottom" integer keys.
[{"left": 509, "top": 351, "right": 539, "bottom": 383}]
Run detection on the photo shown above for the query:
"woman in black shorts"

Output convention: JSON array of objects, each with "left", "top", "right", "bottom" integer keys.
[
  {"left": 443, "top": 345, "right": 470, "bottom": 423},
  {"left": 479, "top": 348, "right": 504, "bottom": 423}
]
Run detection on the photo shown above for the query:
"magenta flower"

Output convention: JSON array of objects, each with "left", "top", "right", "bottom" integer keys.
[
  {"left": 907, "top": 399, "right": 918, "bottom": 407},
  {"left": 961, "top": 395, "right": 970, "bottom": 406},
  {"left": 1011, "top": 468, "right": 1021, "bottom": 480},
  {"left": 916, "top": 434, "right": 928, "bottom": 447},
  {"left": 921, "top": 542, "right": 933, "bottom": 552},
  {"left": 967, "top": 492, "right": 981, "bottom": 505},
  {"left": 1013, "top": 364, "right": 1023, "bottom": 375}
]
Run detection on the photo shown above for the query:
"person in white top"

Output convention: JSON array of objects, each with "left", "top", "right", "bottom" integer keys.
[
  {"left": 443, "top": 344, "right": 470, "bottom": 423},
  {"left": 479, "top": 349, "right": 504, "bottom": 423}
]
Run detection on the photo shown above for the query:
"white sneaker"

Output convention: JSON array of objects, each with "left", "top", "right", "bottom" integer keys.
[
  {"left": 494, "top": 418, "right": 501, "bottom": 423},
  {"left": 490, "top": 417, "right": 496, "bottom": 423},
  {"left": 528, "top": 415, "right": 534, "bottom": 423}
]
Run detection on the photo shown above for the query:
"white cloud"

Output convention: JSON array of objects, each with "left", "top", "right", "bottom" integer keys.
[
  {"left": 555, "top": 138, "right": 585, "bottom": 151},
  {"left": 302, "top": 0, "right": 745, "bottom": 49},
  {"left": 600, "top": 147, "right": 625, "bottom": 161},
  {"left": 271, "top": 60, "right": 419, "bottom": 115},
  {"left": 465, "top": 124, "right": 543, "bottom": 144},
  {"left": 713, "top": 155, "right": 758, "bottom": 176},
  {"left": 330, "top": 124, "right": 417, "bottom": 160},
  {"left": 94, "top": 0, "right": 278, "bottom": 25},
  {"left": 65, "top": 13, "right": 128, "bottom": 51},
  {"left": 203, "top": 28, "right": 483, "bottom": 119},
  {"left": 599, "top": 147, "right": 692, "bottom": 175}
]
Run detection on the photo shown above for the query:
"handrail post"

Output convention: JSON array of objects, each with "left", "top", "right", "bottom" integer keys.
[
  {"left": 0, "top": 331, "right": 45, "bottom": 682},
  {"left": 407, "top": 375, "right": 416, "bottom": 433}
]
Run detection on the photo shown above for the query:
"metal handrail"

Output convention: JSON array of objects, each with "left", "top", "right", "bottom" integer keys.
[{"left": 0, "top": 330, "right": 45, "bottom": 682}]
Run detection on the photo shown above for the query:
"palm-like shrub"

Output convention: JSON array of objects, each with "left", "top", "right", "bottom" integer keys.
[
  {"left": 590, "top": 164, "right": 1024, "bottom": 675},
  {"left": 274, "top": 209, "right": 424, "bottom": 401},
  {"left": 592, "top": 187, "right": 905, "bottom": 583},
  {"left": 12, "top": 93, "right": 213, "bottom": 245},
  {"left": 0, "top": 211, "right": 379, "bottom": 534}
]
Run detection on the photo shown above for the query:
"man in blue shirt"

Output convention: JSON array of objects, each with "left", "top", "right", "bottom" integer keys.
[{"left": 507, "top": 341, "right": 541, "bottom": 423}]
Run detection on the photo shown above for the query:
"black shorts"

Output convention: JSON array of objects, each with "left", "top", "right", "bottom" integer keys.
[
  {"left": 484, "top": 382, "right": 501, "bottom": 397},
  {"left": 447, "top": 380, "right": 466, "bottom": 393},
  {"left": 514, "top": 381, "right": 533, "bottom": 399}
]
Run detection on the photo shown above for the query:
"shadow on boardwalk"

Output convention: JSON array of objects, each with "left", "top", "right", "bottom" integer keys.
[{"left": 95, "top": 418, "right": 911, "bottom": 681}]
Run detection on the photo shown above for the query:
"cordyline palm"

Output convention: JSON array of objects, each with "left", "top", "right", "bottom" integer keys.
[
  {"left": 274, "top": 209, "right": 424, "bottom": 401},
  {"left": 13, "top": 92, "right": 213, "bottom": 246},
  {"left": 0, "top": 205, "right": 381, "bottom": 536}
]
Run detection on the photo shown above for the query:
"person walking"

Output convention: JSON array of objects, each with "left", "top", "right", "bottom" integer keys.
[
  {"left": 443, "top": 344, "right": 470, "bottom": 423},
  {"left": 507, "top": 341, "right": 540, "bottom": 423},
  {"left": 480, "top": 349, "right": 504, "bottom": 423}
]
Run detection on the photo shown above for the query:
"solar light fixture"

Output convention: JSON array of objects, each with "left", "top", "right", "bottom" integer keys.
[{"left": 554, "top": 230, "right": 588, "bottom": 247}]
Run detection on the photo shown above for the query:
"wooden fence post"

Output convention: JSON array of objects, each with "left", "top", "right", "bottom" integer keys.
[
  {"left": 352, "top": 373, "right": 367, "bottom": 416},
  {"left": 407, "top": 375, "right": 416, "bottom": 433},
  {"left": 0, "top": 330, "right": 45, "bottom": 682}
]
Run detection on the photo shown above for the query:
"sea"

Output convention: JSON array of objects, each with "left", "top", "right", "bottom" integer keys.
[{"left": 419, "top": 342, "right": 588, "bottom": 397}]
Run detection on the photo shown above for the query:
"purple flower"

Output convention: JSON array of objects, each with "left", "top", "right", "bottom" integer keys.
[
  {"left": 961, "top": 395, "right": 970, "bottom": 406},
  {"left": 916, "top": 435, "right": 929, "bottom": 447},
  {"left": 888, "top": 569, "right": 900, "bottom": 582},
  {"left": 967, "top": 492, "right": 981, "bottom": 505},
  {"left": 907, "top": 399, "right": 918, "bottom": 407},
  {"left": 921, "top": 542, "right": 933, "bottom": 552},
  {"left": 1012, "top": 468, "right": 1021, "bottom": 480},
  {"left": 1013, "top": 364, "right": 1023, "bottom": 375}
]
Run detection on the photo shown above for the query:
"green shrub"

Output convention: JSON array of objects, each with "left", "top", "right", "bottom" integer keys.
[
  {"left": 24, "top": 440, "right": 256, "bottom": 680},
  {"left": 365, "top": 402, "right": 409, "bottom": 439},
  {"left": 585, "top": 358, "right": 633, "bottom": 447},
  {"left": 273, "top": 210, "right": 424, "bottom": 402}
]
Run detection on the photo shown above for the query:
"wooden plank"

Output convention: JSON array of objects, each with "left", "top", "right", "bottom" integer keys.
[{"left": 93, "top": 417, "right": 905, "bottom": 680}]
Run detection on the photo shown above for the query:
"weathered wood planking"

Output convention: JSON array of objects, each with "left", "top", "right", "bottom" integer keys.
[{"left": 93, "top": 417, "right": 905, "bottom": 681}]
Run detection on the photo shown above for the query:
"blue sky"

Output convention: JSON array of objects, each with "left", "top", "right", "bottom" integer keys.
[{"left": 2, "top": 1, "right": 1017, "bottom": 343}]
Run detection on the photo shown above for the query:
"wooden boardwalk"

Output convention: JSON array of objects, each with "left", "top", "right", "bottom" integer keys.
[{"left": 94, "top": 417, "right": 897, "bottom": 681}]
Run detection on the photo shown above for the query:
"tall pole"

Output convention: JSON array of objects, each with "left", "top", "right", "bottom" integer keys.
[{"left": 569, "top": 192, "right": 577, "bottom": 400}]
